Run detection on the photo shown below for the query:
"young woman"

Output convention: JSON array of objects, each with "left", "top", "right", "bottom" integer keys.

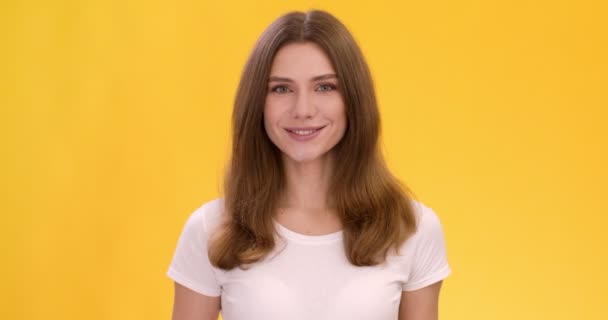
[{"left": 167, "top": 9, "right": 451, "bottom": 320}]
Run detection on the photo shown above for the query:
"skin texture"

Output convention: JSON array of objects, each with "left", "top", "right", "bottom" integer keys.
[
  {"left": 399, "top": 281, "right": 443, "bottom": 320},
  {"left": 264, "top": 42, "right": 346, "bottom": 164},
  {"left": 172, "top": 282, "right": 220, "bottom": 320},
  {"left": 263, "top": 41, "right": 346, "bottom": 214}
]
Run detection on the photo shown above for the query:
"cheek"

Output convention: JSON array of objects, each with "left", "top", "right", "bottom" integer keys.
[
  {"left": 264, "top": 95, "right": 293, "bottom": 122},
  {"left": 333, "top": 105, "right": 348, "bottom": 138},
  {"left": 263, "top": 102, "right": 282, "bottom": 136},
  {"left": 329, "top": 101, "right": 346, "bottom": 127},
  {"left": 315, "top": 94, "right": 345, "bottom": 117}
]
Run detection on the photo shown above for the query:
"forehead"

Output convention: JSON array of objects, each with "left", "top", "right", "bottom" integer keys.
[{"left": 269, "top": 42, "right": 336, "bottom": 79}]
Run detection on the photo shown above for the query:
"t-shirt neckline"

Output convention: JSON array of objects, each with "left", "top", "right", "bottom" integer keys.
[{"left": 272, "top": 218, "right": 343, "bottom": 244}]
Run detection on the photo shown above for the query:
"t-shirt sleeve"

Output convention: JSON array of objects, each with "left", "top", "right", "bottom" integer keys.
[
  {"left": 166, "top": 205, "right": 222, "bottom": 297},
  {"left": 402, "top": 205, "right": 452, "bottom": 291}
]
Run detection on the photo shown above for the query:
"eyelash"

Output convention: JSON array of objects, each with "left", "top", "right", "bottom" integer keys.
[{"left": 269, "top": 83, "right": 337, "bottom": 94}]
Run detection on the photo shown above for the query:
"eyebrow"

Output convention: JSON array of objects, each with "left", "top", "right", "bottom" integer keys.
[{"left": 268, "top": 73, "right": 337, "bottom": 83}]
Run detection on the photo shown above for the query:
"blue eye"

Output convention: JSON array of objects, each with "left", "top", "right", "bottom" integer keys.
[
  {"left": 269, "top": 84, "right": 337, "bottom": 94},
  {"left": 270, "top": 85, "right": 290, "bottom": 93},
  {"left": 318, "top": 84, "right": 337, "bottom": 92}
]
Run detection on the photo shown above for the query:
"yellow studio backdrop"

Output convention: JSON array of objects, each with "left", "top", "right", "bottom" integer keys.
[{"left": 2, "top": 0, "right": 606, "bottom": 319}]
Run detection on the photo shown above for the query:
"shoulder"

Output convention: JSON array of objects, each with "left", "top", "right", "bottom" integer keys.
[
  {"left": 398, "top": 199, "right": 446, "bottom": 252},
  {"left": 182, "top": 197, "right": 227, "bottom": 237},
  {"left": 410, "top": 199, "right": 444, "bottom": 235}
]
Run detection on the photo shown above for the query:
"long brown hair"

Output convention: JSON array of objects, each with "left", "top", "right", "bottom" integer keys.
[{"left": 209, "top": 9, "right": 419, "bottom": 269}]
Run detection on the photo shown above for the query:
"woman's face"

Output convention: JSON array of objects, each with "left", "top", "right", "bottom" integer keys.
[{"left": 263, "top": 42, "right": 347, "bottom": 164}]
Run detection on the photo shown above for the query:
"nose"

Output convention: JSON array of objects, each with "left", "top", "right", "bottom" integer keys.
[{"left": 292, "top": 91, "right": 316, "bottom": 119}]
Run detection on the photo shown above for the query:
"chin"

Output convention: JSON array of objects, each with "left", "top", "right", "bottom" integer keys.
[
  {"left": 284, "top": 154, "right": 319, "bottom": 163},
  {"left": 281, "top": 148, "right": 333, "bottom": 164}
]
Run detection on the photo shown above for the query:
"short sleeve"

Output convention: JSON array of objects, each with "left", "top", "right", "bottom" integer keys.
[
  {"left": 166, "top": 205, "right": 222, "bottom": 297},
  {"left": 402, "top": 205, "right": 452, "bottom": 291}
]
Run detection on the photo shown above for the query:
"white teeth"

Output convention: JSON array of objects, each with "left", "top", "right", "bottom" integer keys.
[
  {"left": 293, "top": 130, "right": 315, "bottom": 135},
  {"left": 294, "top": 130, "right": 314, "bottom": 135}
]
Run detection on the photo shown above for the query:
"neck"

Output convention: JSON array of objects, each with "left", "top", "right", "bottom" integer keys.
[{"left": 279, "top": 152, "right": 335, "bottom": 211}]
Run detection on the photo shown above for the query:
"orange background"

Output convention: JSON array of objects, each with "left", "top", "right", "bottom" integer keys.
[{"left": 2, "top": 0, "right": 607, "bottom": 319}]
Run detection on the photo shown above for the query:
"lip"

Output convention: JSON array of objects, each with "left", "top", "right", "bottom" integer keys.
[
  {"left": 284, "top": 126, "right": 326, "bottom": 141},
  {"left": 284, "top": 126, "right": 326, "bottom": 131}
]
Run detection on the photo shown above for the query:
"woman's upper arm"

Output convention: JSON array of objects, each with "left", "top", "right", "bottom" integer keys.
[
  {"left": 398, "top": 280, "right": 443, "bottom": 320},
  {"left": 172, "top": 282, "right": 221, "bottom": 320}
]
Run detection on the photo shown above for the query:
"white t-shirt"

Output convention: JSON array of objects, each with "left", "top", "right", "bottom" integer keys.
[{"left": 167, "top": 198, "right": 451, "bottom": 320}]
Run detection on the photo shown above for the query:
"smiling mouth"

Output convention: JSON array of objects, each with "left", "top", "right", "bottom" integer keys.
[{"left": 285, "top": 126, "right": 326, "bottom": 136}]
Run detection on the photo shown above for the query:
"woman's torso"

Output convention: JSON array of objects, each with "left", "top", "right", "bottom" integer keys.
[{"left": 204, "top": 199, "right": 418, "bottom": 320}]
